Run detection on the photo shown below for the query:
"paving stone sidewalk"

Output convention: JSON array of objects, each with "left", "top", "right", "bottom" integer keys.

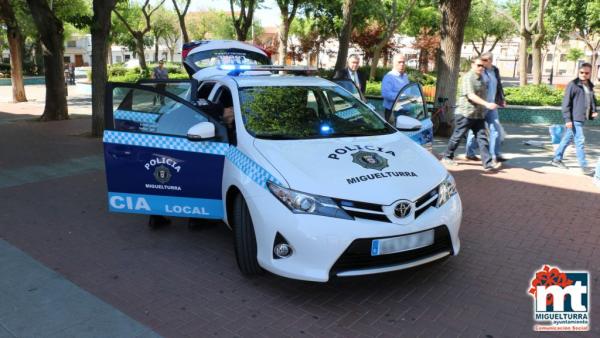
[{"left": 0, "top": 101, "right": 598, "bottom": 337}]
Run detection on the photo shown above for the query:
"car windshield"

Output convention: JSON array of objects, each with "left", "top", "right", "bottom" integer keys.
[{"left": 239, "top": 86, "right": 395, "bottom": 139}]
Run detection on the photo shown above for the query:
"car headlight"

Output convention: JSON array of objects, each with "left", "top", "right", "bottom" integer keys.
[
  {"left": 436, "top": 174, "right": 457, "bottom": 207},
  {"left": 267, "top": 181, "right": 353, "bottom": 220}
]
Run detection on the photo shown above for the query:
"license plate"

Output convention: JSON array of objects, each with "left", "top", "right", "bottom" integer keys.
[{"left": 371, "top": 230, "right": 434, "bottom": 256}]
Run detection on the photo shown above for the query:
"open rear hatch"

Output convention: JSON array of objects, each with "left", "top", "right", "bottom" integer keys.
[{"left": 182, "top": 40, "right": 272, "bottom": 78}]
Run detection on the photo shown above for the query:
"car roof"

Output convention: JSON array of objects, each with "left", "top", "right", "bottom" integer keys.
[{"left": 232, "top": 75, "right": 336, "bottom": 88}]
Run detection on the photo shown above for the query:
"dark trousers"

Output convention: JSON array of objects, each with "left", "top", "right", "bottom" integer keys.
[{"left": 444, "top": 115, "right": 493, "bottom": 167}]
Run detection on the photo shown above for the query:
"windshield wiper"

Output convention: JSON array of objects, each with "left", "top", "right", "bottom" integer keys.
[{"left": 255, "top": 134, "right": 306, "bottom": 140}]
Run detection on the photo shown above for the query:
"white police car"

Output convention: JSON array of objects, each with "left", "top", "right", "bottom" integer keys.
[{"left": 103, "top": 46, "right": 460, "bottom": 282}]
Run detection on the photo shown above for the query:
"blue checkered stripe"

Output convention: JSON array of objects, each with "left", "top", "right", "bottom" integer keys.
[
  {"left": 114, "top": 110, "right": 160, "bottom": 124},
  {"left": 104, "top": 131, "right": 230, "bottom": 155},
  {"left": 226, "top": 147, "right": 282, "bottom": 189}
]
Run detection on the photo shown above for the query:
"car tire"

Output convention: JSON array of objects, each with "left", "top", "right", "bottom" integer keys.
[
  {"left": 232, "top": 194, "right": 262, "bottom": 275},
  {"left": 148, "top": 215, "right": 170, "bottom": 229}
]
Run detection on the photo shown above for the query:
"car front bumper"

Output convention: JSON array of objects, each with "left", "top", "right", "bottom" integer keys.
[{"left": 246, "top": 191, "right": 462, "bottom": 282}]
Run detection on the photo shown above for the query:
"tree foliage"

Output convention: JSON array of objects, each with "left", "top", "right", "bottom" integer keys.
[{"left": 464, "top": 0, "right": 516, "bottom": 54}]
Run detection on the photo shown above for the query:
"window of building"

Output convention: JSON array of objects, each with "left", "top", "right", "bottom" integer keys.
[
  {"left": 560, "top": 54, "right": 567, "bottom": 62},
  {"left": 546, "top": 54, "right": 553, "bottom": 62},
  {"left": 63, "top": 56, "right": 71, "bottom": 63},
  {"left": 501, "top": 48, "right": 508, "bottom": 57},
  {"left": 116, "top": 56, "right": 122, "bottom": 63},
  {"left": 67, "top": 40, "right": 76, "bottom": 48},
  {"left": 124, "top": 55, "right": 131, "bottom": 61}
]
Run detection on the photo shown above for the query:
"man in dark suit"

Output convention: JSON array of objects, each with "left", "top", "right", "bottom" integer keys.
[{"left": 334, "top": 54, "right": 367, "bottom": 94}]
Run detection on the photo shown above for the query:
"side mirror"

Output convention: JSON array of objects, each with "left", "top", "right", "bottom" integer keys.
[
  {"left": 395, "top": 115, "right": 422, "bottom": 131},
  {"left": 187, "top": 122, "right": 215, "bottom": 140}
]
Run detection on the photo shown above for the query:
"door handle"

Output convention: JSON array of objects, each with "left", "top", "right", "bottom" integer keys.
[{"left": 108, "top": 149, "right": 133, "bottom": 159}]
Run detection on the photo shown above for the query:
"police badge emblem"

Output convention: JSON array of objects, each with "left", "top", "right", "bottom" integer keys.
[
  {"left": 351, "top": 151, "right": 388, "bottom": 171},
  {"left": 154, "top": 165, "right": 172, "bottom": 184}
]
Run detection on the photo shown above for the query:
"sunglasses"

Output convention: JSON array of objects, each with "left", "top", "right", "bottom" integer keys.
[
  {"left": 579, "top": 71, "right": 590, "bottom": 75},
  {"left": 476, "top": 64, "right": 485, "bottom": 68}
]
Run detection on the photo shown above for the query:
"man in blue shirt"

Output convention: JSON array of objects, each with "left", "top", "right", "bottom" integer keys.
[{"left": 381, "top": 54, "right": 409, "bottom": 122}]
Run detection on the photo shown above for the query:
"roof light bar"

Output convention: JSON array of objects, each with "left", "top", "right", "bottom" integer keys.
[{"left": 216, "top": 64, "right": 317, "bottom": 76}]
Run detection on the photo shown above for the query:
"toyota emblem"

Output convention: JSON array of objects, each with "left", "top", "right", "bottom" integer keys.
[{"left": 394, "top": 202, "right": 412, "bottom": 218}]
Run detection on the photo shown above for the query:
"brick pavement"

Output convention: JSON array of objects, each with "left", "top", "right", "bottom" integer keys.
[{"left": 0, "top": 113, "right": 599, "bottom": 337}]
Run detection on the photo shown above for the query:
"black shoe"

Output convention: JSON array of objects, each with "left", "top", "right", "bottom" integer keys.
[
  {"left": 483, "top": 162, "right": 502, "bottom": 171},
  {"left": 550, "top": 160, "right": 568, "bottom": 170},
  {"left": 495, "top": 156, "right": 508, "bottom": 162},
  {"left": 465, "top": 155, "right": 480, "bottom": 161}
]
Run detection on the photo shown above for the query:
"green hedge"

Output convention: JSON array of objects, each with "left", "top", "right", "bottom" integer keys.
[
  {"left": 104, "top": 63, "right": 187, "bottom": 83},
  {"left": 504, "top": 85, "right": 564, "bottom": 106}
]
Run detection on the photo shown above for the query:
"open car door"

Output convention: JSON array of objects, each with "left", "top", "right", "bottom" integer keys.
[
  {"left": 390, "top": 82, "right": 433, "bottom": 150},
  {"left": 103, "top": 82, "right": 229, "bottom": 219}
]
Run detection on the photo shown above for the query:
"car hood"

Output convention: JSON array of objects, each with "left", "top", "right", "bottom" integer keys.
[{"left": 253, "top": 133, "right": 447, "bottom": 205}]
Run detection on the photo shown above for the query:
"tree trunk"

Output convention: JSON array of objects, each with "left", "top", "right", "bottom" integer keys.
[
  {"left": 334, "top": 0, "right": 356, "bottom": 73},
  {"left": 434, "top": 0, "right": 471, "bottom": 136},
  {"left": 91, "top": 0, "right": 117, "bottom": 137},
  {"left": 369, "top": 45, "right": 383, "bottom": 80},
  {"left": 519, "top": 33, "right": 529, "bottom": 86},
  {"left": 179, "top": 14, "right": 189, "bottom": 43},
  {"left": 531, "top": 33, "right": 543, "bottom": 84},
  {"left": 0, "top": 0, "right": 27, "bottom": 102},
  {"left": 418, "top": 49, "right": 428, "bottom": 73},
  {"left": 26, "top": 0, "right": 68, "bottom": 121},
  {"left": 278, "top": 19, "right": 290, "bottom": 65},
  {"left": 154, "top": 36, "right": 159, "bottom": 62},
  {"left": 135, "top": 35, "right": 147, "bottom": 70}
]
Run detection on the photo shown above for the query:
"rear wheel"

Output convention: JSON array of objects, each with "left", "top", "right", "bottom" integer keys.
[{"left": 232, "top": 194, "right": 262, "bottom": 275}]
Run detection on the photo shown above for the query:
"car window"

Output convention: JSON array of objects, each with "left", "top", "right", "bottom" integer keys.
[
  {"left": 239, "top": 86, "right": 395, "bottom": 139},
  {"left": 197, "top": 82, "right": 216, "bottom": 100},
  {"left": 113, "top": 87, "right": 208, "bottom": 136}
]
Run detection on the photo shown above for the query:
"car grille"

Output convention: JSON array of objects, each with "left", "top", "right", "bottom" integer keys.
[
  {"left": 330, "top": 225, "right": 452, "bottom": 276},
  {"left": 334, "top": 186, "right": 439, "bottom": 223}
]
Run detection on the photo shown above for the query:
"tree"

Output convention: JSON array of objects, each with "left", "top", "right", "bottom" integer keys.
[
  {"left": 113, "top": 0, "right": 166, "bottom": 71},
  {"left": 367, "top": 0, "right": 418, "bottom": 80},
  {"left": 333, "top": 0, "right": 357, "bottom": 73},
  {"left": 91, "top": 0, "right": 117, "bottom": 136},
  {"left": 517, "top": 0, "right": 549, "bottom": 85},
  {"left": 434, "top": 0, "right": 471, "bottom": 135},
  {"left": 171, "top": 0, "right": 190, "bottom": 43},
  {"left": 151, "top": 8, "right": 178, "bottom": 62},
  {"left": 276, "top": 0, "right": 303, "bottom": 65},
  {"left": 464, "top": 0, "right": 516, "bottom": 55},
  {"left": 405, "top": 2, "right": 440, "bottom": 73},
  {"left": 187, "top": 10, "right": 236, "bottom": 40},
  {"left": 26, "top": 0, "right": 68, "bottom": 120},
  {"left": 229, "top": 0, "right": 260, "bottom": 41},
  {"left": 0, "top": 0, "right": 27, "bottom": 102},
  {"left": 547, "top": 0, "right": 600, "bottom": 81}
]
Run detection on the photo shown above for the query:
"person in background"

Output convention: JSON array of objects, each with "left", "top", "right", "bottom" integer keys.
[
  {"left": 464, "top": 52, "right": 507, "bottom": 162},
  {"left": 152, "top": 60, "right": 169, "bottom": 105},
  {"left": 334, "top": 54, "right": 367, "bottom": 95},
  {"left": 68, "top": 63, "right": 76, "bottom": 85},
  {"left": 381, "top": 54, "right": 409, "bottom": 122},
  {"left": 551, "top": 63, "right": 597, "bottom": 175},
  {"left": 442, "top": 57, "right": 501, "bottom": 171}
]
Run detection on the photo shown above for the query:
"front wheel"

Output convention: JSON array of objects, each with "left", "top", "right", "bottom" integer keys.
[{"left": 232, "top": 194, "right": 262, "bottom": 275}]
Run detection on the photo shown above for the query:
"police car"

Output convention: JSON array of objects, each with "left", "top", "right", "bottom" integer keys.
[{"left": 102, "top": 41, "right": 461, "bottom": 282}]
